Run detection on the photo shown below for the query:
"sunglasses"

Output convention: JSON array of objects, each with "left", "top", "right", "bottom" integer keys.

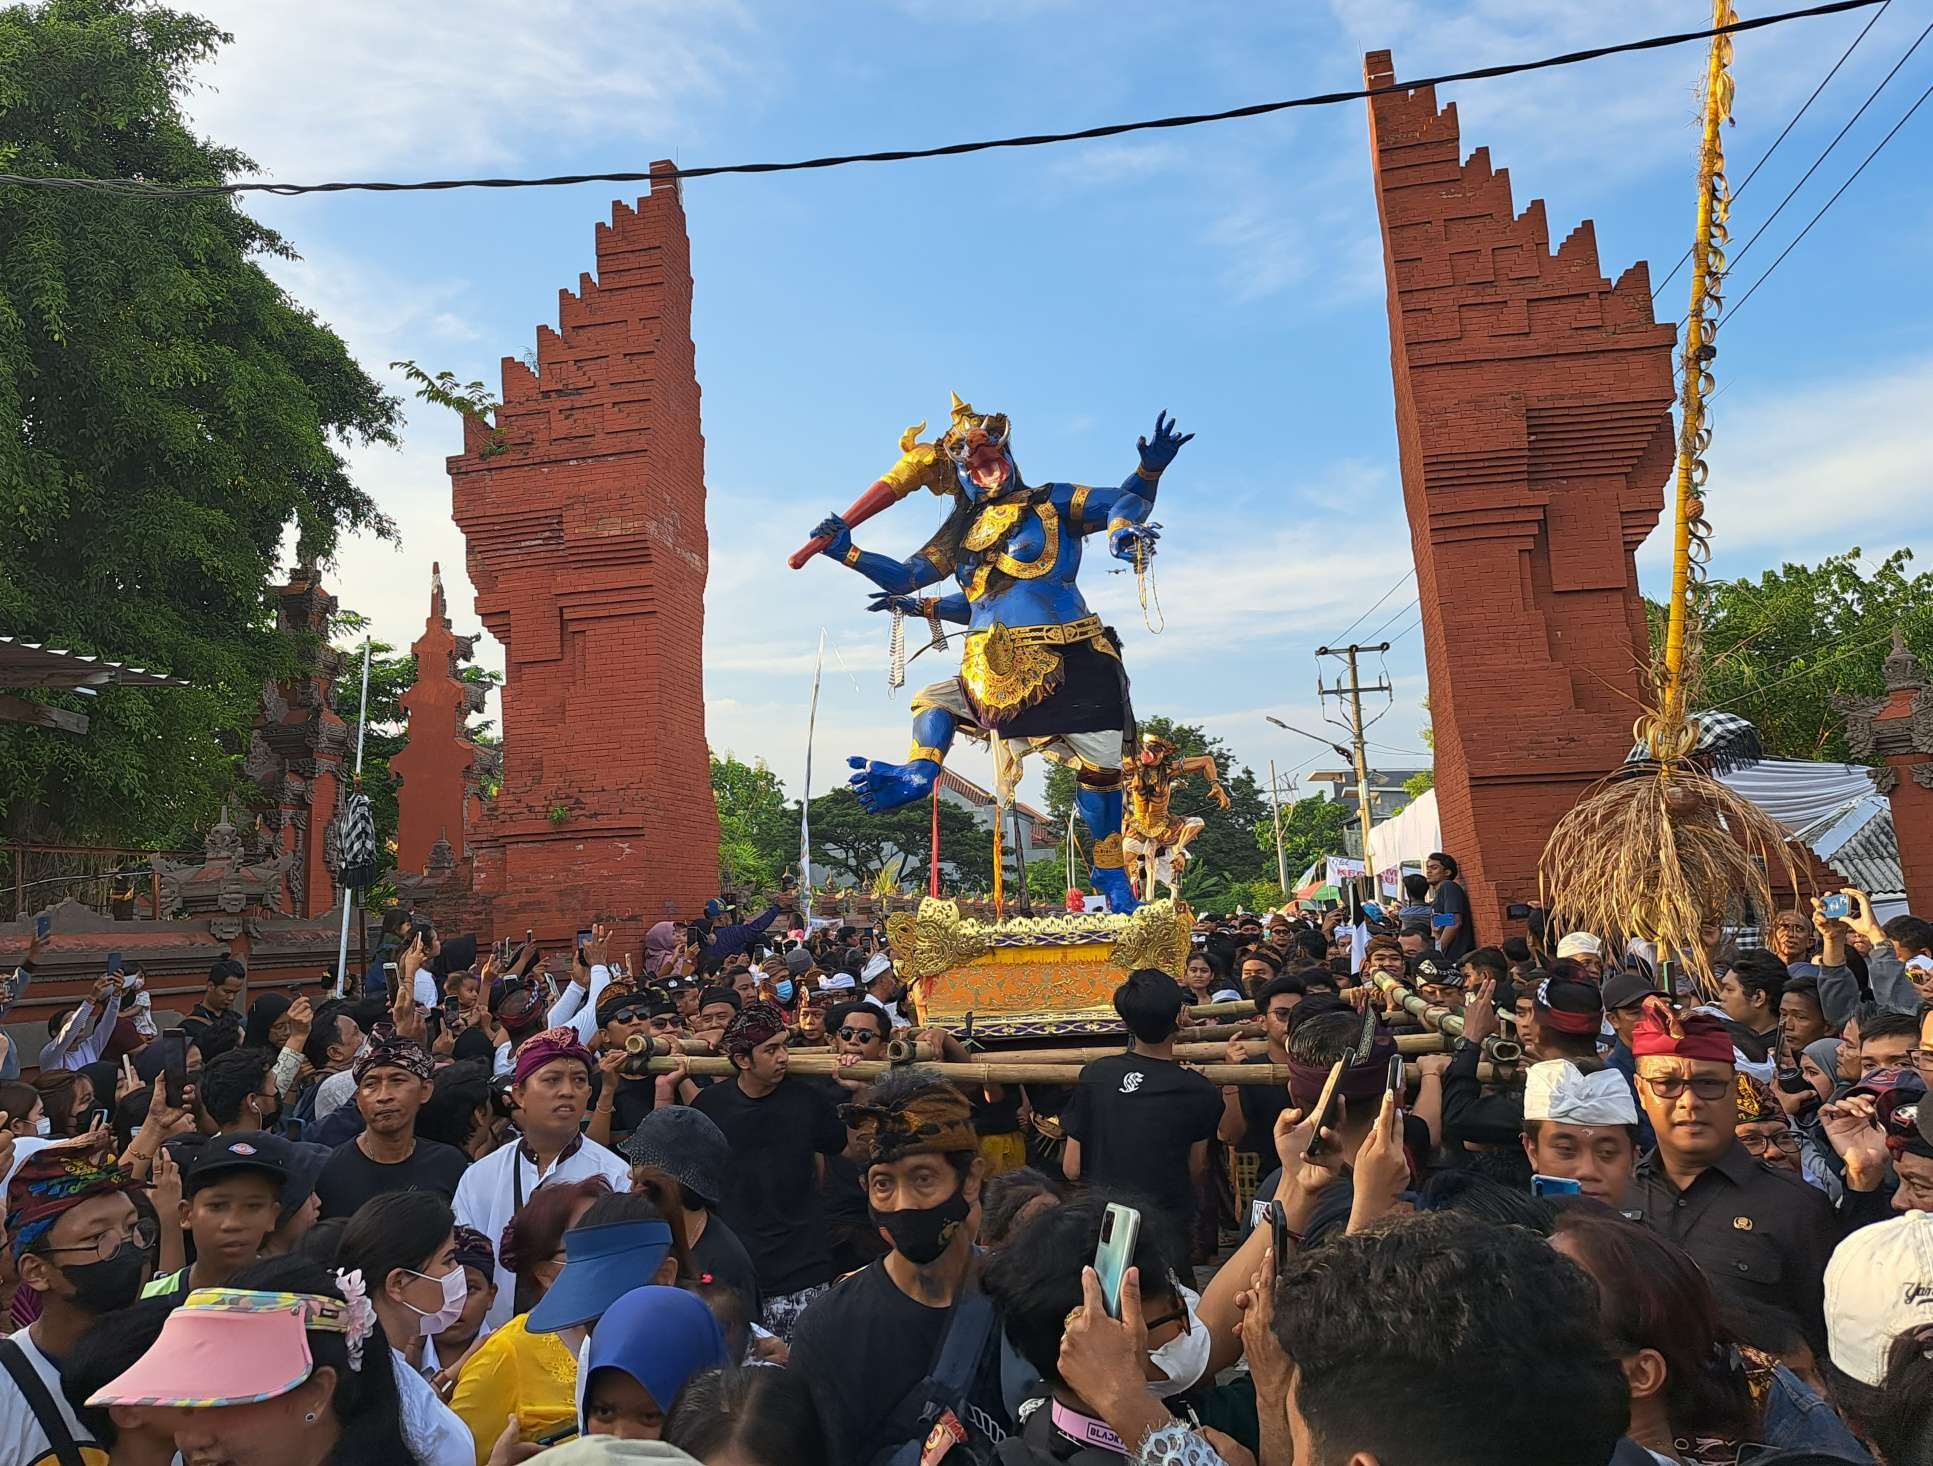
[
  {"left": 1640, "top": 1074, "right": 1732, "bottom": 1102},
  {"left": 837, "top": 1027, "right": 883, "bottom": 1043},
  {"left": 605, "top": 1006, "right": 651, "bottom": 1026}
]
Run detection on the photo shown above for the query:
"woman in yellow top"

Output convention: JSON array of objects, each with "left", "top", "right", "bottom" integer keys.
[{"left": 448, "top": 1177, "right": 607, "bottom": 1461}]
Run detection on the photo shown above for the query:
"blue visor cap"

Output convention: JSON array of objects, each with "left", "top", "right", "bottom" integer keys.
[{"left": 525, "top": 1218, "right": 675, "bottom": 1334}]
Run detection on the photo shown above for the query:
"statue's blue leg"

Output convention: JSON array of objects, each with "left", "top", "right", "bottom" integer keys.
[
  {"left": 848, "top": 705, "right": 954, "bottom": 813},
  {"left": 1075, "top": 780, "right": 1139, "bottom": 914}
]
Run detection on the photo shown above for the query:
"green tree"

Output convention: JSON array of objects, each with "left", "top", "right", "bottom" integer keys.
[
  {"left": 808, "top": 787, "right": 988, "bottom": 891},
  {"left": 0, "top": 1, "right": 401, "bottom": 845},
  {"left": 710, "top": 753, "right": 797, "bottom": 890},
  {"left": 1648, "top": 548, "right": 1931, "bottom": 763},
  {"left": 1402, "top": 769, "right": 1435, "bottom": 798},
  {"left": 1044, "top": 716, "right": 1272, "bottom": 887},
  {"left": 1257, "top": 795, "right": 1355, "bottom": 884}
]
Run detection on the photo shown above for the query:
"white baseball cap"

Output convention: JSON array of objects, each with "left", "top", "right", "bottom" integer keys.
[
  {"left": 1555, "top": 932, "right": 1603, "bottom": 960},
  {"left": 1825, "top": 1210, "right": 1933, "bottom": 1386}
]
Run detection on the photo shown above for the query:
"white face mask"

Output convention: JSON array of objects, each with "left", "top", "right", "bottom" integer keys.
[
  {"left": 404, "top": 1266, "right": 469, "bottom": 1336},
  {"left": 34, "top": 1116, "right": 50, "bottom": 1138},
  {"left": 1146, "top": 1285, "right": 1211, "bottom": 1398}
]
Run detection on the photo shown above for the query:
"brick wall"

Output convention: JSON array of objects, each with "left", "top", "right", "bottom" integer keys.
[
  {"left": 1364, "top": 52, "right": 1676, "bottom": 937},
  {"left": 447, "top": 162, "right": 721, "bottom": 959}
]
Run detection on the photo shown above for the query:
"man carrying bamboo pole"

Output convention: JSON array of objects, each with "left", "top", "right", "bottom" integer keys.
[{"left": 1061, "top": 969, "right": 1222, "bottom": 1241}]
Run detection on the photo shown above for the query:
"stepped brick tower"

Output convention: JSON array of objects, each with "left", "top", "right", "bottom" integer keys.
[
  {"left": 1364, "top": 51, "right": 1677, "bottom": 935},
  {"left": 245, "top": 567, "right": 350, "bottom": 918},
  {"left": 448, "top": 163, "right": 719, "bottom": 955},
  {"left": 1840, "top": 632, "right": 1933, "bottom": 913},
  {"left": 392, "top": 563, "right": 485, "bottom": 875}
]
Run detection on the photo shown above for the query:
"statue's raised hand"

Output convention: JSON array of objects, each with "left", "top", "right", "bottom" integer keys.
[
  {"left": 811, "top": 512, "right": 853, "bottom": 561},
  {"left": 1137, "top": 411, "right": 1194, "bottom": 475}
]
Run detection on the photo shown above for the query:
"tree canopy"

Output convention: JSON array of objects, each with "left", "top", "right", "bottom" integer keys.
[
  {"left": 0, "top": 0, "right": 401, "bottom": 845},
  {"left": 1654, "top": 547, "right": 1931, "bottom": 763},
  {"left": 1045, "top": 716, "right": 1276, "bottom": 896},
  {"left": 711, "top": 753, "right": 796, "bottom": 892}
]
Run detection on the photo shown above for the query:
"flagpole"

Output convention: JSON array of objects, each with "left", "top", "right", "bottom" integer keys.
[
  {"left": 334, "top": 638, "right": 372, "bottom": 998},
  {"left": 800, "top": 629, "right": 826, "bottom": 922}
]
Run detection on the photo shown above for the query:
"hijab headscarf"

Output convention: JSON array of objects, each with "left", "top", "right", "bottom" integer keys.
[
  {"left": 645, "top": 922, "right": 681, "bottom": 974},
  {"left": 580, "top": 1286, "right": 730, "bottom": 1432},
  {"left": 244, "top": 993, "right": 293, "bottom": 1050}
]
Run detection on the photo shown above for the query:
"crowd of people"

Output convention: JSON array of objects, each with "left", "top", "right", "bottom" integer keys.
[{"left": 1, "top": 870, "right": 1931, "bottom": 1466}]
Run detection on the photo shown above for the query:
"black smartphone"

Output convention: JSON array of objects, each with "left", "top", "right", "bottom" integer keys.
[
  {"left": 1269, "top": 1197, "right": 1289, "bottom": 1260},
  {"left": 533, "top": 1422, "right": 579, "bottom": 1448},
  {"left": 1302, "top": 1057, "right": 1350, "bottom": 1161},
  {"left": 33, "top": 913, "right": 51, "bottom": 941},
  {"left": 163, "top": 1052, "right": 188, "bottom": 1108},
  {"left": 105, "top": 951, "right": 124, "bottom": 976},
  {"left": 1386, "top": 1054, "right": 1405, "bottom": 1097},
  {"left": 576, "top": 929, "right": 593, "bottom": 950},
  {"left": 1505, "top": 902, "right": 1532, "bottom": 920},
  {"left": 443, "top": 995, "right": 462, "bottom": 1017}
]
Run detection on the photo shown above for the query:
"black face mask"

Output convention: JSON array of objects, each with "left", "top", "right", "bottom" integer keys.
[
  {"left": 871, "top": 1183, "right": 971, "bottom": 1266},
  {"left": 63, "top": 1241, "right": 149, "bottom": 1314}
]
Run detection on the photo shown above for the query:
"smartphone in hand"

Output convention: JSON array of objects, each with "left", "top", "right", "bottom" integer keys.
[
  {"left": 1093, "top": 1202, "right": 1142, "bottom": 1319},
  {"left": 1303, "top": 1057, "right": 1350, "bottom": 1161}
]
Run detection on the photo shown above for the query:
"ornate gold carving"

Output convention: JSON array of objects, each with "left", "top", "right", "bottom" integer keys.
[
  {"left": 1107, "top": 898, "right": 1195, "bottom": 978},
  {"left": 920, "top": 544, "right": 956, "bottom": 574},
  {"left": 883, "top": 898, "right": 1197, "bottom": 999},
  {"left": 1090, "top": 831, "right": 1125, "bottom": 868},
  {"left": 963, "top": 502, "right": 1024, "bottom": 551},
  {"left": 993, "top": 503, "right": 1059, "bottom": 580},
  {"left": 1134, "top": 464, "right": 1161, "bottom": 483},
  {"left": 1069, "top": 485, "right": 1093, "bottom": 523},
  {"left": 906, "top": 744, "right": 948, "bottom": 766},
  {"left": 961, "top": 624, "right": 1064, "bottom": 720},
  {"left": 842, "top": 543, "right": 864, "bottom": 567}
]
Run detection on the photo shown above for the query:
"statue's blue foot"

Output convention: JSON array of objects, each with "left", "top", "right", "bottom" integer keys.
[
  {"left": 847, "top": 755, "right": 939, "bottom": 813},
  {"left": 1090, "top": 864, "right": 1139, "bottom": 915}
]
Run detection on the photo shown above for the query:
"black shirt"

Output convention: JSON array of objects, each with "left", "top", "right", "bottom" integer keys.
[
  {"left": 693, "top": 1076, "right": 847, "bottom": 1295},
  {"left": 688, "top": 1211, "right": 762, "bottom": 1317},
  {"left": 313, "top": 1137, "right": 471, "bottom": 1221},
  {"left": 1631, "top": 1140, "right": 1837, "bottom": 1342},
  {"left": 180, "top": 1003, "right": 243, "bottom": 1061},
  {"left": 971, "top": 1085, "right": 1024, "bottom": 1137},
  {"left": 1235, "top": 1053, "right": 1293, "bottom": 1156},
  {"left": 1431, "top": 880, "right": 1475, "bottom": 962},
  {"left": 791, "top": 1261, "right": 1009, "bottom": 1466},
  {"left": 1062, "top": 1052, "right": 1221, "bottom": 1232}
]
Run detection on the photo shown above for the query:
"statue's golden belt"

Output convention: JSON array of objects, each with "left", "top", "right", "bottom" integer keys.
[{"left": 960, "top": 616, "right": 1105, "bottom": 721}]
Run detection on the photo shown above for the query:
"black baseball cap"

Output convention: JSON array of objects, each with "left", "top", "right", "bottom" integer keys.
[
  {"left": 1600, "top": 969, "right": 1660, "bottom": 1013},
  {"left": 186, "top": 1131, "right": 291, "bottom": 1196}
]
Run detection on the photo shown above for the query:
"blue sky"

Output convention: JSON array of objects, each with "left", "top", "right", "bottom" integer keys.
[{"left": 183, "top": 0, "right": 1933, "bottom": 812}]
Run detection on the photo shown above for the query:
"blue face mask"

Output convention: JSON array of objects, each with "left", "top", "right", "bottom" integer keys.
[{"left": 774, "top": 980, "right": 796, "bottom": 1004}]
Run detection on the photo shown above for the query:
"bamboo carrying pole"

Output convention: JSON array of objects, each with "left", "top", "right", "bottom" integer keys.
[{"left": 889, "top": 1034, "right": 1454, "bottom": 1065}]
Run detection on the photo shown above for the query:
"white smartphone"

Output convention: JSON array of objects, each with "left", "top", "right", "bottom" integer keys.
[{"left": 1093, "top": 1202, "right": 1142, "bottom": 1320}]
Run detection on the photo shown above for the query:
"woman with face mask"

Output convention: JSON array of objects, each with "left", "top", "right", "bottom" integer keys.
[
  {"left": 335, "top": 1191, "right": 475, "bottom": 1466},
  {"left": 984, "top": 1194, "right": 1219, "bottom": 1464}
]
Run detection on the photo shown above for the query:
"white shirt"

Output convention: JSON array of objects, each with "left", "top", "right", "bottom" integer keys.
[
  {"left": 864, "top": 992, "right": 911, "bottom": 1030},
  {"left": 314, "top": 1065, "right": 359, "bottom": 1121},
  {"left": 413, "top": 968, "right": 442, "bottom": 1013},
  {"left": 547, "top": 965, "right": 614, "bottom": 1046},
  {"left": 0, "top": 1327, "right": 100, "bottom": 1466},
  {"left": 452, "top": 1134, "right": 632, "bottom": 1331},
  {"left": 392, "top": 1347, "right": 474, "bottom": 1466}
]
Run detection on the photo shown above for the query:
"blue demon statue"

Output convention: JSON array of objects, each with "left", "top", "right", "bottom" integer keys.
[{"left": 792, "top": 394, "right": 1192, "bottom": 912}]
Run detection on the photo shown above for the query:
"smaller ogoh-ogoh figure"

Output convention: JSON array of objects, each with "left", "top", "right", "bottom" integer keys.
[
  {"left": 1122, "top": 732, "right": 1230, "bottom": 902},
  {"left": 799, "top": 395, "right": 1192, "bottom": 913}
]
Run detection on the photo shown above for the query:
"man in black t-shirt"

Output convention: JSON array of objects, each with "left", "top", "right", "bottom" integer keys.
[
  {"left": 314, "top": 1031, "right": 469, "bottom": 1219},
  {"left": 1427, "top": 850, "right": 1475, "bottom": 962},
  {"left": 691, "top": 1002, "right": 846, "bottom": 1339},
  {"left": 179, "top": 957, "right": 246, "bottom": 1062},
  {"left": 1219, "top": 972, "right": 1306, "bottom": 1156},
  {"left": 791, "top": 1068, "right": 1008, "bottom": 1466},
  {"left": 1062, "top": 968, "right": 1221, "bottom": 1236}
]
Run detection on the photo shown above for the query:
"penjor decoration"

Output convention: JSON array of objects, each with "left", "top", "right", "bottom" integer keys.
[
  {"left": 791, "top": 395, "right": 1192, "bottom": 913},
  {"left": 1539, "top": 0, "right": 1794, "bottom": 998}
]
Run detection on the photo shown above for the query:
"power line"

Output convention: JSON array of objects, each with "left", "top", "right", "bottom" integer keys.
[
  {"left": 1724, "top": 15, "right": 1933, "bottom": 275},
  {"left": 1652, "top": 0, "right": 1892, "bottom": 298},
  {"left": 1363, "top": 597, "right": 1421, "bottom": 645},
  {"left": 0, "top": 0, "right": 1884, "bottom": 201},
  {"left": 1724, "top": 71, "right": 1933, "bottom": 325},
  {"left": 1328, "top": 569, "right": 1414, "bottom": 648}
]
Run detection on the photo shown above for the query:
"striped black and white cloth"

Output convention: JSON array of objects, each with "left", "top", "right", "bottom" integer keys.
[
  {"left": 334, "top": 791, "right": 379, "bottom": 890},
  {"left": 1626, "top": 710, "right": 1762, "bottom": 775}
]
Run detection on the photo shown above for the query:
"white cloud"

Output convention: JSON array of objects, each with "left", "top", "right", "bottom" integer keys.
[
  {"left": 183, "top": 1, "right": 762, "bottom": 179},
  {"left": 1637, "top": 356, "right": 1933, "bottom": 582},
  {"left": 1047, "top": 141, "right": 1185, "bottom": 187}
]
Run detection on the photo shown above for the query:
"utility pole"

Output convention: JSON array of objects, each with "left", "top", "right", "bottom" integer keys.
[
  {"left": 1267, "top": 759, "right": 1289, "bottom": 896},
  {"left": 1315, "top": 642, "right": 1392, "bottom": 899}
]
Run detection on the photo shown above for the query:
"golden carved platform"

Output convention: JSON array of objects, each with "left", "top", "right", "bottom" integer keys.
[{"left": 884, "top": 897, "right": 1193, "bottom": 1040}]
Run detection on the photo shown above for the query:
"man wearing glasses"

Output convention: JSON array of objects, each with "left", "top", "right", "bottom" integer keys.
[{"left": 1627, "top": 997, "right": 1836, "bottom": 1340}]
